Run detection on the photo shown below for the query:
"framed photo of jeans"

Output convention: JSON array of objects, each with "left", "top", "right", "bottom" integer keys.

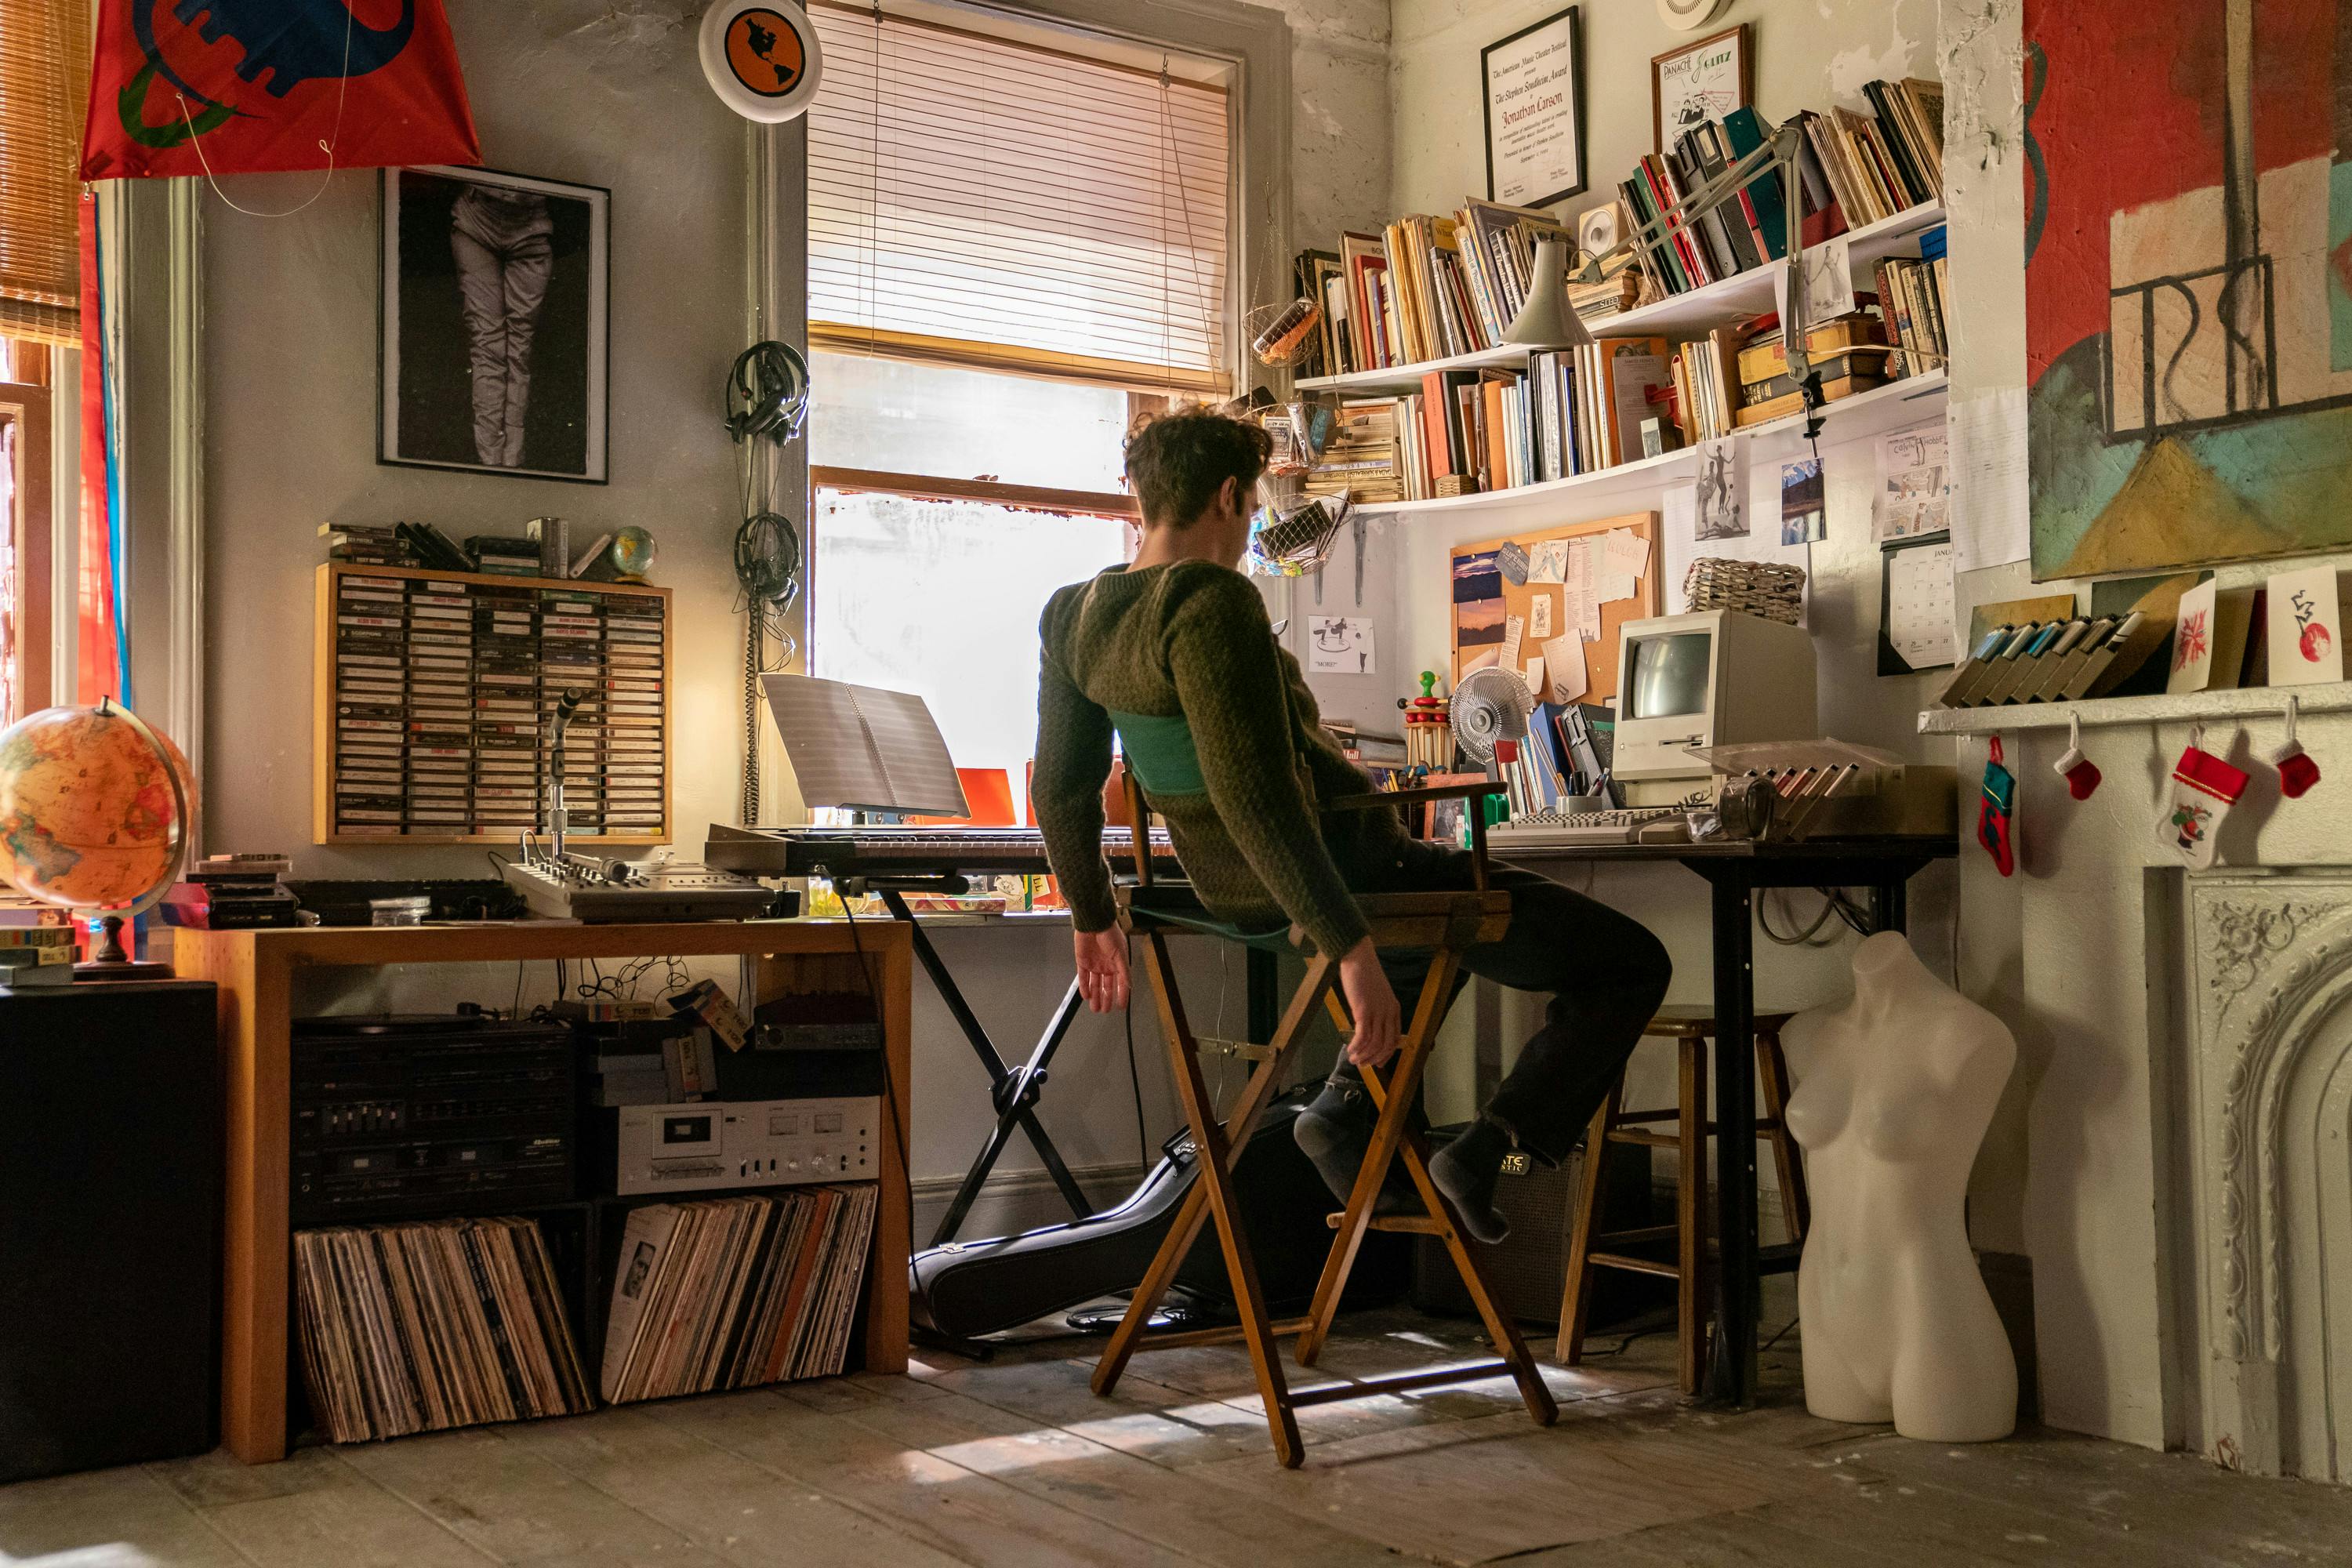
[{"left": 380, "top": 165, "right": 610, "bottom": 484}]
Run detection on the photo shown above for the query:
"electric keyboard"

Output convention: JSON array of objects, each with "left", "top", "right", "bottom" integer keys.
[
  {"left": 702, "top": 823, "right": 1176, "bottom": 880},
  {"left": 1488, "top": 806, "right": 1692, "bottom": 848}
]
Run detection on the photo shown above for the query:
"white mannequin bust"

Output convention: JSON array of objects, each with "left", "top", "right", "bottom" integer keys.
[{"left": 1780, "top": 930, "right": 2018, "bottom": 1442}]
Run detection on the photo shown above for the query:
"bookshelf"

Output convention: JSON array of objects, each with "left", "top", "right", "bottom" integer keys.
[
  {"left": 1296, "top": 342, "right": 1532, "bottom": 395},
  {"left": 174, "top": 918, "right": 915, "bottom": 1465},
  {"left": 1350, "top": 370, "right": 1944, "bottom": 520},
  {"left": 1294, "top": 202, "right": 1944, "bottom": 397},
  {"left": 1606, "top": 201, "right": 1945, "bottom": 337}
]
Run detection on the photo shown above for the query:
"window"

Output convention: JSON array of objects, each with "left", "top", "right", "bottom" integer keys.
[
  {"left": 804, "top": 2, "right": 1235, "bottom": 797},
  {"left": 0, "top": 0, "right": 86, "bottom": 721}
]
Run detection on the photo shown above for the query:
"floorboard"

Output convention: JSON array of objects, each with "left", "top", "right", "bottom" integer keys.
[{"left": 10, "top": 1305, "right": 2352, "bottom": 1567}]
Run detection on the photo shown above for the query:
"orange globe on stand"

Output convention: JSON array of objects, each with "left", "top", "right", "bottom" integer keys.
[{"left": 0, "top": 699, "right": 197, "bottom": 977}]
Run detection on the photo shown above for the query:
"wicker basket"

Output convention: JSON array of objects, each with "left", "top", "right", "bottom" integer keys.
[{"left": 1682, "top": 557, "right": 1806, "bottom": 625}]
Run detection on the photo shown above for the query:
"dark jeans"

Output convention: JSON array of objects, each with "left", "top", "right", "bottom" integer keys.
[{"left": 1364, "top": 868, "right": 1671, "bottom": 1166}]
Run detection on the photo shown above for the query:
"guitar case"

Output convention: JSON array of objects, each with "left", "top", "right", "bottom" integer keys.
[{"left": 911, "top": 1085, "right": 1410, "bottom": 1341}]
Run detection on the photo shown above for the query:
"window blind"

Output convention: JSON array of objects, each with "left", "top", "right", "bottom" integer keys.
[
  {"left": 808, "top": 2, "right": 1232, "bottom": 394},
  {"left": 0, "top": 0, "right": 89, "bottom": 347}
]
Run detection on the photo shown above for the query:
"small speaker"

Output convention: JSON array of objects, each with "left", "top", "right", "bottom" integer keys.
[{"left": 1411, "top": 1124, "right": 1667, "bottom": 1330}]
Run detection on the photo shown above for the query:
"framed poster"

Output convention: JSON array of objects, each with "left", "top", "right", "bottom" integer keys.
[
  {"left": 381, "top": 165, "right": 611, "bottom": 484},
  {"left": 1651, "top": 23, "right": 1749, "bottom": 153},
  {"left": 1481, "top": 8, "right": 1585, "bottom": 210}
]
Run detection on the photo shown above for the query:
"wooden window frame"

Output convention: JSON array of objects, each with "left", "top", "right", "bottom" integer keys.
[
  {"left": 0, "top": 351, "right": 56, "bottom": 716},
  {"left": 811, "top": 465, "right": 1136, "bottom": 521}
]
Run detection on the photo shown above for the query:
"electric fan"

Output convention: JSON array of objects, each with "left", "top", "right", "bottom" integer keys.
[{"left": 1449, "top": 665, "right": 1536, "bottom": 768}]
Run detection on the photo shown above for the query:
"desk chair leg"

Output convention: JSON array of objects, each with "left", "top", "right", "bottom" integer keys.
[
  {"left": 1755, "top": 1029, "right": 1808, "bottom": 1245},
  {"left": 1305, "top": 954, "right": 1556, "bottom": 1428},
  {"left": 1091, "top": 951, "right": 1336, "bottom": 1420},
  {"left": 1127, "top": 931, "right": 1300, "bottom": 1465},
  {"left": 1555, "top": 1083, "right": 1621, "bottom": 1363},
  {"left": 1297, "top": 950, "right": 1457, "bottom": 1367},
  {"left": 1677, "top": 1034, "right": 1710, "bottom": 1397}
]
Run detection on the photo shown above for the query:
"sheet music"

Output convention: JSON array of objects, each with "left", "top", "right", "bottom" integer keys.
[{"left": 760, "top": 675, "right": 970, "bottom": 816}]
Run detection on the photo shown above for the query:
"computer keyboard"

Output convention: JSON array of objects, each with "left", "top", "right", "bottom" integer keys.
[{"left": 1488, "top": 806, "right": 1692, "bottom": 847}]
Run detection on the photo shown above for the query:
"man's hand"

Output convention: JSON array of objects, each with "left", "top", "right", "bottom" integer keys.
[
  {"left": 1073, "top": 927, "right": 1131, "bottom": 1013},
  {"left": 1337, "top": 937, "right": 1401, "bottom": 1067}
]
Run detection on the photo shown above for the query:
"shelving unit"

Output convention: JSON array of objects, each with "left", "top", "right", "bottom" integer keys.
[
  {"left": 1918, "top": 679, "right": 2352, "bottom": 736},
  {"left": 1294, "top": 201, "right": 1945, "bottom": 396},
  {"left": 1353, "top": 371, "right": 1945, "bottom": 521}
]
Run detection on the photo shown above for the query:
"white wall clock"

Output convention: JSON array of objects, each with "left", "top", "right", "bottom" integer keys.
[
  {"left": 701, "top": 0, "right": 824, "bottom": 123},
  {"left": 1657, "top": 0, "right": 1729, "bottom": 31}
]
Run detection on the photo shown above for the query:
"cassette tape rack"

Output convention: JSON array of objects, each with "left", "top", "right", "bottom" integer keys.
[{"left": 313, "top": 563, "right": 672, "bottom": 845}]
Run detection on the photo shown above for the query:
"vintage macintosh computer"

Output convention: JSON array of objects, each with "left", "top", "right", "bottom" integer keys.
[{"left": 1612, "top": 610, "right": 1819, "bottom": 806}]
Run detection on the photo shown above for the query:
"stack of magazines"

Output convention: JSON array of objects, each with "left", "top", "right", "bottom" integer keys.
[
  {"left": 601, "top": 1187, "right": 877, "bottom": 1404},
  {"left": 293, "top": 1217, "right": 591, "bottom": 1443}
]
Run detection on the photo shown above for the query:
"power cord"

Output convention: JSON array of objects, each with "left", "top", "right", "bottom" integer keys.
[{"left": 728, "top": 341, "right": 810, "bottom": 823}]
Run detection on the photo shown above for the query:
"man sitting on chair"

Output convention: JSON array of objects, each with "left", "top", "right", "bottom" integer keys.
[{"left": 1031, "top": 407, "right": 1671, "bottom": 1240}]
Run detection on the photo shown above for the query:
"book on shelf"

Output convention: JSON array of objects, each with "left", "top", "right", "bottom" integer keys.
[
  {"left": 600, "top": 1185, "right": 877, "bottom": 1404},
  {"left": 292, "top": 1216, "right": 592, "bottom": 1443},
  {"left": 1872, "top": 238, "right": 1949, "bottom": 377}
]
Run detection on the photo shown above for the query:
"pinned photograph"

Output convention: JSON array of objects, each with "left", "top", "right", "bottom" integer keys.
[
  {"left": 1693, "top": 436, "right": 1747, "bottom": 540},
  {"left": 1780, "top": 456, "right": 1826, "bottom": 544}
]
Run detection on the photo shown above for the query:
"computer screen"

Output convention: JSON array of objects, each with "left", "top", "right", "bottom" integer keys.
[{"left": 1624, "top": 633, "right": 1713, "bottom": 720}]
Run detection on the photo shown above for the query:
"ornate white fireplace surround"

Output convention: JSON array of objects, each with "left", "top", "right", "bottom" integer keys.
[{"left": 2184, "top": 873, "right": 2352, "bottom": 1479}]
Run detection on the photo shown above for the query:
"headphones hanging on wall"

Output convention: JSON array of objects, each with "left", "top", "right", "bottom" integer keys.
[
  {"left": 700, "top": 0, "right": 826, "bottom": 122},
  {"left": 725, "top": 339, "right": 811, "bottom": 448}
]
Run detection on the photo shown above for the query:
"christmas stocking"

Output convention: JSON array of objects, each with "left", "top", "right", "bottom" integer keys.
[
  {"left": 2053, "top": 715, "right": 2102, "bottom": 800},
  {"left": 2269, "top": 699, "right": 2321, "bottom": 799},
  {"left": 1978, "top": 736, "right": 2016, "bottom": 877},
  {"left": 2154, "top": 728, "right": 2249, "bottom": 869}
]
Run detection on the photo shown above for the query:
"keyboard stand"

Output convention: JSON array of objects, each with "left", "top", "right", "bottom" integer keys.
[{"left": 874, "top": 885, "right": 1094, "bottom": 1247}]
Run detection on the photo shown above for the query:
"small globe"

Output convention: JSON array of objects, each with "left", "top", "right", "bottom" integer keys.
[
  {"left": 610, "top": 525, "right": 657, "bottom": 582},
  {"left": 0, "top": 703, "right": 196, "bottom": 913}
]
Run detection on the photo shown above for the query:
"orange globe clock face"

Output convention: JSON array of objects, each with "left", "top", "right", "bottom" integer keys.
[
  {"left": 725, "top": 9, "right": 808, "bottom": 97},
  {"left": 701, "top": 0, "right": 823, "bottom": 122}
]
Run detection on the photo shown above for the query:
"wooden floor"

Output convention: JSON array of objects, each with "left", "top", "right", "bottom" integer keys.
[{"left": 7, "top": 1298, "right": 2350, "bottom": 1567}]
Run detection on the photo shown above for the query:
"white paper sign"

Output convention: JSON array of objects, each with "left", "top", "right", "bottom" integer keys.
[
  {"left": 1306, "top": 615, "right": 1377, "bottom": 675},
  {"left": 1527, "top": 539, "right": 1570, "bottom": 583},
  {"left": 1951, "top": 387, "right": 2030, "bottom": 572},
  {"left": 1500, "top": 612, "right": 1526, "bottom": 673},
  {"left": 1528, "top": 592, "right": 1555, "bottom": 641},
  {"left": 1481, "top": 10, "right": 1584, "bottom": 209},
  {"left": 1602, "top": 528, "right": 1650, "bottom": 579},
  {"left": 1876, "top": 421, "right": 1951, "bottom": 543},
  {"left": 1523, "top": 656, "right": 1547, "bottom": 697},
  {"left": 1541, "top": 631, "right": 1587, "bottom": 704}
]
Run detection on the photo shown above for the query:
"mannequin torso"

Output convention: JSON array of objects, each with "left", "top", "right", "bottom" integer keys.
[{"left": 1781, "top": 931, "right": 2018, "bottom": 1441}]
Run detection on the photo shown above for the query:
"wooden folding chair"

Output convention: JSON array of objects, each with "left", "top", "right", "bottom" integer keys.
[{"left": 1088, "top": 769, "right": 1558, "bottom": 1467}]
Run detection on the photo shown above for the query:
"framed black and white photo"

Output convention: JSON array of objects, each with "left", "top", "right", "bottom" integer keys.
[
  {"left": 1480, "top": 7, "right": 1584, "bottom": 211},
  {"left": 381, "top": 165, "right": 609, "bottom": 484},
  {"left": 1651, "top": 23, "right": 1749, "bottom": 154}
]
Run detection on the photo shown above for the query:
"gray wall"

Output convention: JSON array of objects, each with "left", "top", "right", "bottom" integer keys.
[{"left": 192, "top": 0, "right": 1392, "bottom": 1231}]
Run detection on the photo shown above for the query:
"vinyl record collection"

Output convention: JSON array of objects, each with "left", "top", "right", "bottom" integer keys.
[
  {"left": 600, "top": 1187, "right": 878, "bottom": 1404},
  {"left": 292, "top": 1217, "right": 592, "bottom": 1443},
  {"left": 321, "top": 563, "right": 670, "bottom": 843}
]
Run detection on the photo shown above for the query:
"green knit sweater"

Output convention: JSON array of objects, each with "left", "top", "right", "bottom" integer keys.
[{"left": 1033, "top": 560, "right": 1437, "bottom": 958}]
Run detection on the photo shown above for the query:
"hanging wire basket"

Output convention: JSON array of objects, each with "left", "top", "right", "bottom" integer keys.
[
  {"left": 1247, "top": 297, "right": 1323, "bottom": 368},
  {"left": 1247, "top": 494, "right": 1352, "bottom": 578}
]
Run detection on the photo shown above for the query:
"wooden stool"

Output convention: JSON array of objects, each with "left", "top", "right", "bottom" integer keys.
[
  {"left": 1090, "top": 771, "right": 1557, "bottom": 1468},
  {"left": 1555, "top": 1005, "right": 1806, "bottom": 1394}
]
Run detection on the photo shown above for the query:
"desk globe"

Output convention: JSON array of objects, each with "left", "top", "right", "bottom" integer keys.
[{"left": 0, "top": 698, "right": 195, "bottom": 978}]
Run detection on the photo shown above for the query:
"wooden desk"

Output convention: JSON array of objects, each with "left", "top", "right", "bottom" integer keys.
[
  {"left": 172, "top": 919, "right": 913, "bottom": 1465},
  {"left": 1492, "top": 835, "right": 1954, "bottom": 1410}
]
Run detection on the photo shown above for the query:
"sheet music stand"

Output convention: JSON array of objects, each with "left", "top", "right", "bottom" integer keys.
[{"left": 763, "top": 677, "right": 1095, "bottom": 1247}]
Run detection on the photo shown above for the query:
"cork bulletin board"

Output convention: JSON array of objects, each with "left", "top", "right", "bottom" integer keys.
[{"left": 1450, "top": 510, "right": 1661, "bottom": 704}]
